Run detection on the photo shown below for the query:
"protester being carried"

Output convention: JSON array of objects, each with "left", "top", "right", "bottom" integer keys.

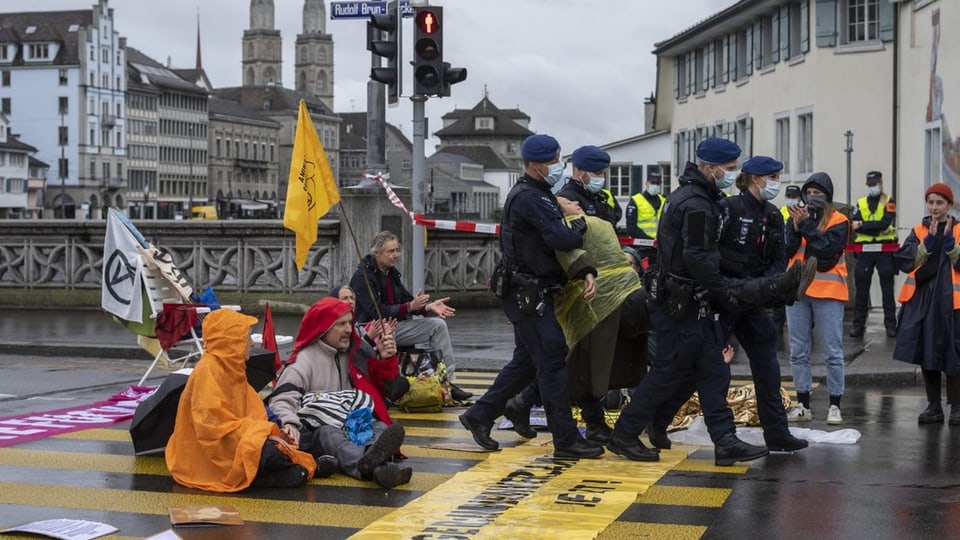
[
  {"left": 166, "top": 309, "right": 328, "bottom": 492},
  {"left": 268, "top": 297, "right": 412, "bottom": 489}
]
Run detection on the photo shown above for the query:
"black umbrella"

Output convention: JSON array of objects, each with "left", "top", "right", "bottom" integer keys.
[{"left": 129, "top": 349, "right": 277, "bottom": 455}]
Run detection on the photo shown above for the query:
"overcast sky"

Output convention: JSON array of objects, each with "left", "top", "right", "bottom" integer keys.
[{"left": 40, "top": 0, "right": 738, "bottom": 153}]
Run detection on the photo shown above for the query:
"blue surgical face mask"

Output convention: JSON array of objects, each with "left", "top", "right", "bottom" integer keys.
[
  {"left": 584, "top": 175, "right": 605, "bottom": 194},
  {"left": 715, "top": 168, "right": 738, "bottom": 190},
  {"left": 647, "top": 184, "right": 662, "bottom": 196},
  {"left": 867, "top": 185, "right": 881, "bottom": 197},
  {"left": 760, "top": 179, "right": 781, "bottom": 201},
  {"left": 543, "top": 162, "right": 565, "bottom": 186},
  {"left": 784, "top": 198, "right": 799, "bottom": 207}
]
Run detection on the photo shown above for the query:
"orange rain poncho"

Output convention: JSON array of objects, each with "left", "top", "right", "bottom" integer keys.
[{"left": 165, "top": 309, "right": 316, "bottom": 492}]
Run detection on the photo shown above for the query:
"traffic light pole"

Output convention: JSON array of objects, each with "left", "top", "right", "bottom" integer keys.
[
  {"left": 411, "top": 95, "right": 426, "bottom": 292},
  {"left": 366, "top": 51, "right": 386, "bottom": 173}
]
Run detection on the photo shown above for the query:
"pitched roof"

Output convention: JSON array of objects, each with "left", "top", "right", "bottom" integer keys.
[
  {"left": 433, "top": 145, "right": 512, "bottom": 170},
  {"left": 0, "top": 9, "right": 92, "bottom": 66},
  {"left": 127, "top": 47, "right": 208, "bottom": 96},
  {"left": 0, "top": 134, "right": 37, "bottom": 153},
  {"left": 208, "top": 96, "right": 281, "bottom": 127},
  {"left": 434, "top": 96, "right": 534, "bottom": 138},
  {"left": 215, "top": 86, "right": 335, "bottom": 117}
]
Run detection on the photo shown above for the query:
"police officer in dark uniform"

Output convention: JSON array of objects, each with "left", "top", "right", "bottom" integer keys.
[
  {"left": 644, "top": 156, "right": 810, "bottom": 453},
  {"left": 459, "top": 134, "right": 603, "bottom": 458},
  {"left": 557, "top": 145, "right": 622, "bottom": 227},
  {"left": 850, "top": 170, "right": 898, "bottom": 338},
  {"left": 607, "top": 138, "right": 773, "bottom": 465}
]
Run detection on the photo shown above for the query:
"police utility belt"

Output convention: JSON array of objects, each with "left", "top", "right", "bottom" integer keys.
[
  {"left": 490, "top": 262, "right": 560, "bottom": 317},
  {"left": 644, "top": 268, "right": 717, "bottom": 322}
]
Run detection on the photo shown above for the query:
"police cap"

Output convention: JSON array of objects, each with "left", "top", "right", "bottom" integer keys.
[
  {"left": 785, "top": 185, "right": 801, "bottom": 198},
  {"left": 866, "top": 170, "right": 882, "bottom": 185},
  {"left": 695, "top": 137, "right": 742, "bottom": 164},
  {"left": 571, "top": 145, "right": 610, "bottom": 172},
  {"left": 521, "top": 134, "right": 561, "bottom": 162},
  {"left": 742, "top": 155, "right": 784, "bottom": 176}
]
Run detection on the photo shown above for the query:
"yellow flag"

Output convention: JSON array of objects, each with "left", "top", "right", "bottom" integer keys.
[{"left": 284, "top": 99, "right": 340, "bottom": 269}]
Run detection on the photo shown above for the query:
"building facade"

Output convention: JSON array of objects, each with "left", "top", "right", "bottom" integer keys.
[
  {"left": 434, "top": 95, "right": 534, "bottom": 170},
  {"left": 338, "top": 111, "right": 412, "bottom": 187},
  {"left": 0, "top": 113, "right": 39, "bottom": 219},
  {"left": 295, "top": 0, "right": 334, "bottom": 111},
  {"left": 242, "top": 0, "right": 282, "bottom": 87}
]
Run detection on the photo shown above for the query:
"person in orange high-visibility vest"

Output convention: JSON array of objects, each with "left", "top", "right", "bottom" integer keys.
[
  {"left": 784, "top": 172, "right": 850, "bottom": 426},
  {"left": 893, "top": 182, "right": 960, "bottom": 425}
]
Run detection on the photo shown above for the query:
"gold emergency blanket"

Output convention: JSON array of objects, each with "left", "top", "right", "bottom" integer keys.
[
  {"left": 668, "top": 384, "right": 793, "bottom": 431},
  {"left": 554, "top": 215, "right": 641, "bottom": 350}
]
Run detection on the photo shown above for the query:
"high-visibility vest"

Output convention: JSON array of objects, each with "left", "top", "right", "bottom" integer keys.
[
  {"left": 788, "top": 211, "right": 850, "bottom": 302},
  {"left": 780, "top": 205, "right": 790, "bottom": 223},
  {"left": 600, "top": 189, "right": 617, "bottom": 209},
  {"left": 630, "top": 192, "right": 665, "bottom": 239},
  {"left": 897, "top": 223, "right": 960, "bottom": 309},
  {"left": 854, "top": 196, "right": 897, "bottom": 243}
]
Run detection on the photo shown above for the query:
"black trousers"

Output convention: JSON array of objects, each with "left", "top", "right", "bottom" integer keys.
[{"left": 852, "top": 251, "right": 897, "bottom": 331}]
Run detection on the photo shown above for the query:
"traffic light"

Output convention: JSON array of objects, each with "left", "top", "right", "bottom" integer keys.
[
  {"left": 441, "top": 62, "right": 467, "bottom": 97},
  {"left": 367, "top": 3, "right": 400, "bottom": 104},
  {"left": 412, "top": 6, "right": 443, "bottom": 96}
]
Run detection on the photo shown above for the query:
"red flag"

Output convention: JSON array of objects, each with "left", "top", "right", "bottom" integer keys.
[{"left": 261, "top": 302, "right": 281, "bottom": 376}]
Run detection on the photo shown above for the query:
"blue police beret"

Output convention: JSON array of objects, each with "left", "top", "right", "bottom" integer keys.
[
  {"left": 742, "top": 156, "right": 783, "bottom": 176},
  {"left": 571, "top": 145, "right": 610, "bottom": 172},
  {"left": 521, "top": 134, "right": 560, "bottom": 162},
  {"left": 695, "top": 137, "right": 741, "bottom": 164}
]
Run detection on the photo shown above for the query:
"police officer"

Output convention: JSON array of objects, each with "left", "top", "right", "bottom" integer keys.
[
  {"left": 645, "top": 156, "right": 810, "bottom": 454},
  {"left": 850, "top": 170, "right": 898, "bottom": 338},
  {"left": 626, "top": 174, "right": 666, "bottom": 266},
  {"left": 607, "top": 137, "right": 773, "bottom": 466},
  {"left": 459, "top": 134, "right": 603, "bottom": 459},
  {"left": 557, "top": 145, "right": 622, "bottom": 227}
]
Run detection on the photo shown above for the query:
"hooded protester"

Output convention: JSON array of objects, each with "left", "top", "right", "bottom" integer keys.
[
  {"left": 166, "top": 309, "right": 321, "bottom": 492},
  {"left": 269, "top": 297, "right": 412, "bottom": 489}
]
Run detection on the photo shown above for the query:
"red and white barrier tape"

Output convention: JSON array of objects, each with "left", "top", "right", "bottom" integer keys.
[{"left": 845, "top": 242, "right": 900, "bottom": 252}]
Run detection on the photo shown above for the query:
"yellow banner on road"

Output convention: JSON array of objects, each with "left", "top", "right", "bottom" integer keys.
[{"left": 351, "top": 443, "right": 688, "bottom": 539}]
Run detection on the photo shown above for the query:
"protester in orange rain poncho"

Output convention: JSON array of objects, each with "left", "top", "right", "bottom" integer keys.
[{"left": 165, "top": 309, "right": 319, "bottom": 492}]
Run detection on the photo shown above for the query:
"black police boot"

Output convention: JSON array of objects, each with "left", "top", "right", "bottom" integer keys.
[
  {"left": 646, "top": 424, "right": 672, "bottom": 450},
  {"left": 459, "top": 412, "right": 499, "bottom": 451},
  {"left": 554, "top": 437, "right": 605, "bottom": 459},
  {"left": 584, "top": 422, "right": 613, "bottom": 444},
  {"left": 449, "top": 383, "right": 473, "bottom": 401},
  {"left": 766, "top": 257, "right": 819, "bottom": 306},
  {"left": 503, "top": 396, "right": 537, "bottom": 439},
  {"left": 919, "top": 402, "right": 945, "bottom": 424},
  {"left": 714, "top": 432, "right": 769, "bottom": 466},
  {"left": 606, "top": 429, "right": 659, "bottom": 462},
  {"left": 764, "top": 433, "right": 809, "bottom": 452}
]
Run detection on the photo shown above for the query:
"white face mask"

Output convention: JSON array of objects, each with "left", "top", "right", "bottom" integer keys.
[
  {"left": 715, "top": 168, "right": 738, "bottom": 190},
  {"left": 784, "top": 198, "right": 799, "bottom": 207},
  {"left": 647, "top": 184, "right": 662, "bottom": 196},
  {"left": 584, "top": 176, "right": 605, "bottom": 194},
  {"left": 867, "top": 185, "right": 881, "bottom": 197},
  {"left": 542, "top": 162, "right": 565, "bottom": 186},
  {"left": 760, "top": 179, "right": 781, "bottom": 201}
]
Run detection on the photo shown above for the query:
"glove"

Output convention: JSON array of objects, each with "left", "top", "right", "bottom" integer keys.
[
  {"left": 569, "top": 217, "right": 587, "bottom": 235},
  {"left": 945, "top": 233, "right": 956, "bottom": 252},
  {"left": 923, "top": 233, "right": 938, "bottom": 252}
]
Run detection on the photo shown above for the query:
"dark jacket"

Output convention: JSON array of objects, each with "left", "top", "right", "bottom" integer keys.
[
  {"left": 719, "top": 190, "right": 786, "bottom": 278},
  {"left": 557, "top": 181, "right": 622, "bottom": 227},
  {"left": 349, "top": 254, "right": 422, "bottom": 323}
]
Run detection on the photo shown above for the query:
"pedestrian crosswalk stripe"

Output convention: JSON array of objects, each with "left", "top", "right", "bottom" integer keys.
[
  {"left": 633, "top": 485, "right": 732, "bottom": 508},
  {"left": 598, "top": 521, "right": 707, "bottom": 540},
  {"left": 672, "top": 458, "right": 749, "bottom": 474}
]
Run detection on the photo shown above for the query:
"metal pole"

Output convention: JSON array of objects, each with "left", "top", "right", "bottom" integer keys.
[
  {"left": 188, "top": 125, "right": 194, "bottom": 216},
  {"left": 411, "top": 95, "right": 426, "bottom": 292},
  {"left": 844, "top": 130, "right": 854, "bottom": 208},
  {"left": 59, "top": 112, "right": 65, "bottom": 219},
  {"left": 366, "top": 52, "right": 387, "bottom": 174}
]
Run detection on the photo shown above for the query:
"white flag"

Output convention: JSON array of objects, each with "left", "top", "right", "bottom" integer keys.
[{"left": 101, "top": 208, "right": 145, "bottom": 323}]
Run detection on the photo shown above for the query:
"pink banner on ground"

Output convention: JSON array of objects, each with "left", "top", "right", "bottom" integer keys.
[{"left": 0, "top": 386, "right": 154, "bottom": 448}]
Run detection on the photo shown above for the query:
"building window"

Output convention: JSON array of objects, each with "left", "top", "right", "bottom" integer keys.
[
  {"left": 797, "top": 112, "right": 814, "bottom": 173},
  {"left": 59, "top": 125, "right": 68, "bottom": 146},
  {"left": 401, "top": 160, "right": 411, "bottom": 171},
  {"left": 735, "top": 116, "right": 753, "bottom": 157},
  {"left": 788, "top": 2, "right": 804, "bottom": 58},
  {"left": 90, "top": 161, "right": 96, "bottom": 179},
  {"left": 693, "top": 48, "right": 705, "bottom": 93},
  {"left": 58, "top": 96, "right": 68, "bottom": 115},
  {"left": 0, "top": 46, "right": 7, "bottom": 61},
  {"left": 1, "top": 97, "right": 10, "bottom": 115},
  {"left": 475, "top": 117, "right": 494, "bottom": 130},
  {"left": 843, "top": 0, "right": 879, "bottom": 44},
  {"left": 736, "top": 30, "right": 749, "bottom": 80},
  {"left": 608, "top": 165, "right": 630, "bottom": 197},
  {"left": 713, "top": 39, "right": 726, "bottom": 86},
  {"left": 27, "top": 43, "right": 49, "bottom": 59},
  {"left": 59, "top": 69, "right": 68, "bottom": 85},
  {"left": 58, "top": 158, "right": 68, "bottom": 179},
  {"left": 775, "top": 115, "right": 790, "bottom": 173},
  {"left": 925, "top": 124, "right": 942, "bottom": 184},
  {"left": 103, "top": 162, "right": 110, "bottom": 180}
]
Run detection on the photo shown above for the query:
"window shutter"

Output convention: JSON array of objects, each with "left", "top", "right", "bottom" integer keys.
[
  {"left": 815, "top": 0, "right": 837, "bottom": 48},
  {"left": 722, "top": 35, "right": 730, "bottom": 83},
  {"left": 630, "top": 165, "right": 644, "bottom": 194},
  {"left": 745, "top": 117, "right": 754, "bottom": 156},
  {"left": 753, "top": 18, "right": 763, "bottom": 68},
  {"left": 779, "top": 5, "right": 790, "bottom": 60},
  {"left": 879, "top": 0, "right": 895, "bottom": 42},
  {"left": 673, "top": 58, "right": 680, "bottom": 99},
  {"left": 706, "top": 42, "right": 715, "bottom": 89},
  {"left": 801, "top": 0, "right": 810, "bottom": 53},
  {"left": 772, "top": 11, "right": 781, "bottom": 64},
  {"left": 745, "top": 25, "right": 754, "bottom": 75},
  {"left": 686, "top": 52, "right": 694, "bottom": 96},
  {"left": 674, "top": 133, "right": 681, "bottom": 172}
]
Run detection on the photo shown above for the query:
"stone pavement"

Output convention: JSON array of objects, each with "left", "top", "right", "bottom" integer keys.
[{"left": 0, "top": 305, "right": 919, "bottom": 384}]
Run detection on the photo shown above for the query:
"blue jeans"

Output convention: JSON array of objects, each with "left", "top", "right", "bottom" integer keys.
[{"left": 786, "top": 297, "right": 845, "bottom": 396}]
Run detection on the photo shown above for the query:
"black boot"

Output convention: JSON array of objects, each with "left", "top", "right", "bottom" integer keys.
[
  {"left": 584, "top": 422, "right": 613, "bottom": 444},
  {"left": 372, "top": 462, "right": 413, "bottom": 489},
  {"left": 554, "top": 437, "right": 605, "bottom": 459},
  {"left": 459, "top": 412, "right": 499, "bottom": 450},
  {"left": 646, "top": 424, "right": 671, "bottom": 450},
  {"left": 918, "top": 402, "right": 944, "bottom": 424},
  {"left": 357, "top": 424, "right": 405, "bottom": 476},
  {"left": 764, "top": 433, "right": 809, "bottom": 452},
  {"left": 947, "top": 404, "right": 960, "bottom": 426},
  {"left": 503, "top": 396, "right": 537, "bottom": 439},
  {"left": 606, "top": 429, "right": 659, "bottom": 462},
  {"left": 765, "top": 257, "right": 818, "bottom": 306},
  {"left": 449, "top": 383, "right": 473, "bottom": 401},
  {"left": 714, "top": 432, "right": 769, "bottom": 466}
]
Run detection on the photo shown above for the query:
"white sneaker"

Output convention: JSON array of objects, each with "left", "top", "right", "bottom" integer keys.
[
  {"left": 786, "top": 404, "right": 812, "bottom": 422},
  {"left": 827, "top": 405, "right": 843, "bottom": 425}
]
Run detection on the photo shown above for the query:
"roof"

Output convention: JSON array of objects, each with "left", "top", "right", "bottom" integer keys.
[
  {"left": 653, "top": 0, "right": 764, "bottom": 56},
  {"left": 597, "top": 129, "right": 671, "bottom": 151},
  {"left": 434, "top": 96, "right": 534, "bottom": 138},
  {"left": 209, "top": 96, "right": 281, "bottom": 127},
  {"left": 29, "top": 155, "right": 49, "bottom": 168},
  {"left": 215, "top": 86, "right": 335, "bottom": 118},
  {"left": 433, "top": 145, "right": 513, "bottom": 170},
  {"left": 0, "top": 134, "right": 37, "bottom": 153},
  {"left": 127, "top": 47, "right": 208, "bottom": 96},
  {"left": 0, "top": 9, "right": 92, "bottom": 66},
  {"left": 336, "top": 111, "right": 412, "bottom": 151}
]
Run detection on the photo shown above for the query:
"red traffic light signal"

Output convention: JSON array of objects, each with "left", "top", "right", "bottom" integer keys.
[
  {"left": 416, "top": 8, "right": 440, "bottom": 35},
  {"left": 412, "top": 6, "right": 443, "bottom": 96}
]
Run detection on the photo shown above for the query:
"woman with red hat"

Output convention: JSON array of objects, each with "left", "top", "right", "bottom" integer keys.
[{"left": 894, "top": 183, "right": 960, "bottom": 425}]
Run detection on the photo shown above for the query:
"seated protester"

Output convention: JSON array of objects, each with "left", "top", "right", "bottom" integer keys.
[
  {"left": 349, "top": 231, "right": 472, "bottom": 401},
  {"left": 166, "top": 309, "right": 329, "bottom": 492},
  {"left": 330, "top": 284, "right": 409, "bottom": 403},
  {"left": 269, "top": 297, "right": 412, "bottom": 490}
]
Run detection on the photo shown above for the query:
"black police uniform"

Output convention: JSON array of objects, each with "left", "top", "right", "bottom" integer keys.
[
  {"left": 460, "top": 174, "right": 588, "bottom": 450},
  {"left": 613, "top": 162, "right": 740, "bottom": 443},
  {"left": 650, "top": 190, "right": 795, "bottom": 444},
  {"left": 557, "top": 181, "right": 622, "bottom": 227},
  {"left": 851, "top": 195, "right": 898, "bottom": 335}
]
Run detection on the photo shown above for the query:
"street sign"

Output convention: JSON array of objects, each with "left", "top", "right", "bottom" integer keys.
[{"left": 330, "top": 1, "right": 413, "bottom": 19}]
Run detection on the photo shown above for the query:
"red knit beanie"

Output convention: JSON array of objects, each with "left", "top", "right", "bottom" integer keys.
[{"left": 925, "top": 183, "right": 954, "bottom": 206}]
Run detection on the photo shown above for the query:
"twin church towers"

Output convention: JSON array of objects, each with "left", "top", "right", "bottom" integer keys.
[{"left": 242, "top": 0, "right": 335, "bottom": 109}]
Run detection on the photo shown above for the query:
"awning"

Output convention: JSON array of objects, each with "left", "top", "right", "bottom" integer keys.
[{"left": 231, "top": 198, "right": 268, "bottom": 211}]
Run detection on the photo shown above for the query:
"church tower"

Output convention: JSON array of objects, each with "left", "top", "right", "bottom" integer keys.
[
  {"left": 242, "top": 0, "right": 282, "bottom": 86},
  {"left": 295, "top": 0, "right": 335, "bottom": 109}
]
